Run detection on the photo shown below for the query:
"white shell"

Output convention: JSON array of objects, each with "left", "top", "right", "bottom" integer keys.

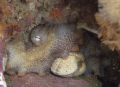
[
  {"left": 51, "top": 52, "right": 86, "bottom": 77},
  {"left": 51, "top": 57, "right": 78, "bottom": 75}
]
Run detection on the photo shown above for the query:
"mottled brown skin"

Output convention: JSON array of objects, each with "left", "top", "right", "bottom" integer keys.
[
  {"left": 31, "top": 23, "right": 79, "bottom": 58},
  {"left": 53, "top": 24, "right": 79, "bottom": 58},
  {"left": 6, "top": 23, "right": 79, "bottom": 76}
]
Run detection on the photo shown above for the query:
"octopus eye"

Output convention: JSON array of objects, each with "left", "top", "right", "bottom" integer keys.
[{"left": 34, "top": 36, "right": 41, "bottom": 41}]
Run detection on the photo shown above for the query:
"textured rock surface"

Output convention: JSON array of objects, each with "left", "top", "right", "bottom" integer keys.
[{"left": 5, "top": 74, "right": 102, "bottom": 87}]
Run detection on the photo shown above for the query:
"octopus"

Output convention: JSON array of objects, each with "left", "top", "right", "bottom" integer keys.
[{"left": 5, "top": 22, "right": 80, "bottom": 76}]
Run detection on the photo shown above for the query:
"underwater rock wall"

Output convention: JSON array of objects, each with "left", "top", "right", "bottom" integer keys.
[{"left": 0, "top": 0, "right": 119, "bottom": 87}]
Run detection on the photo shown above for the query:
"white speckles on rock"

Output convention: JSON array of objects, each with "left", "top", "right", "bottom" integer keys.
[{"left": 28, "top": 2, "right": 36, "bottom": 11}]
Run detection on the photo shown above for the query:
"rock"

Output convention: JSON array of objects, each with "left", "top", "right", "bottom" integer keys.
[{"left": 5, "top": 74, "right": 102, "bottom": 87}]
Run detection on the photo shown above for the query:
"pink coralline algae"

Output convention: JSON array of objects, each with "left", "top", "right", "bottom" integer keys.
[{"left": 6, "top": 74, "right": 90, "bottom": 87}]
